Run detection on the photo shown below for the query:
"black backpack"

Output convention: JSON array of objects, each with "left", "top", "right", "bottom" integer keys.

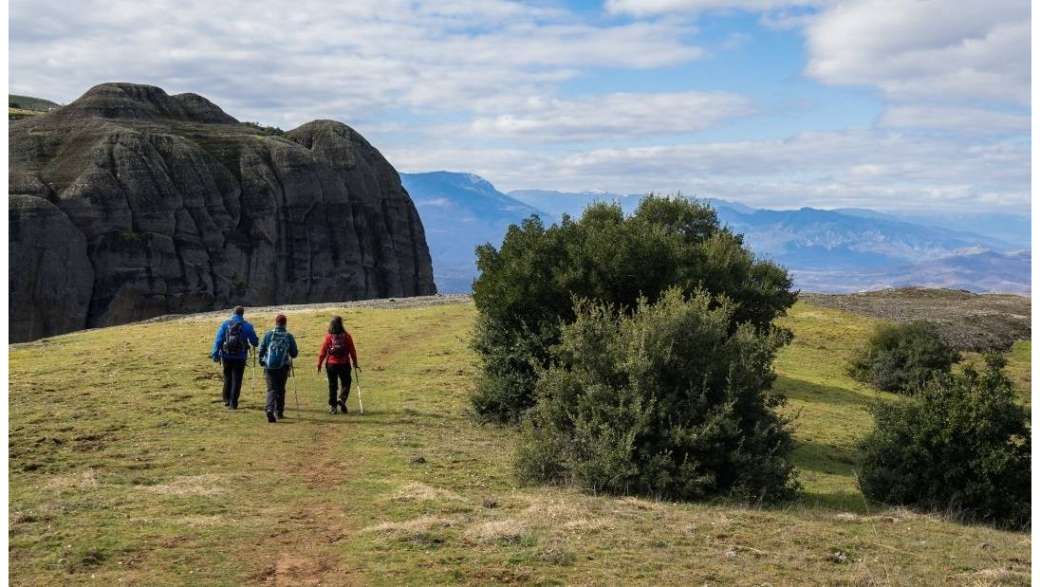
[
  {"left": 223, "top": 322, "right": 246, "bottom": 355},
  {"left": 329, "top": 333, "right": 347, "bottom": 358}
]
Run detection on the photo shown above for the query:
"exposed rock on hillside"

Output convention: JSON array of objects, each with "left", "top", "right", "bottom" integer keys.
[
  {"left": 9, "top": 82, "right": 435, "bottom": 342},
  {"left": 800, "top": 288, "right": 1029, "bottom": 351}
]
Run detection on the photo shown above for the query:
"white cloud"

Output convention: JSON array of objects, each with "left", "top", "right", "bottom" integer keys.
[
  {"left": 9, "top": 0, "right": 1028, "bottom": 216},
  {"left": 468, "top": 91, "right": 753, "bottom": 141},
  {"left": 9, "top": 0, "right": 705, "bottom": 126},
  {"left": 879, "top": 105, "right": 1029, "bottom": 134},
  {"left": 805, "top": 0, "right": 1030, "bottom": 104},
  {"left": 389, "top": 130, "right": 1029, "bottom": 212},
  {"left": 606, "top": 0, "right": 829, "bottom": 15}
]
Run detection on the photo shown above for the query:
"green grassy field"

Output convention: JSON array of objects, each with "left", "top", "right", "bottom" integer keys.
[{"left": 9, "top": 300, "right": 1031, "bottom": 585}]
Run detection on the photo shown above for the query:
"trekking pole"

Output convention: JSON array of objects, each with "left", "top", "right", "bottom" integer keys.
[
  {"left": 291, "top": 361, "right": 300, "bottom": 420},
  {"left": 354, "top": 367, "right": 364, "bottom": 415}
]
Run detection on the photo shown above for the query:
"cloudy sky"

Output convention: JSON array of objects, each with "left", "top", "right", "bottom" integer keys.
[{"left": 10, "top": 0, "right": 1030, "bottom": 213}]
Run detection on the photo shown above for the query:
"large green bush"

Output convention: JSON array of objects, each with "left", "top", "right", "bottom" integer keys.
[
  {"left": 858, "top": 354, "right": 1030, "bottom": 529},
  {"left": 471, "top": 196, "right": 797, "bottom": 423},
  {"left": 847, "top": 321, "right": 960, "bottom": 393},
  {"left": 515, "top": 289, "right": 798, "bottom": 502}
]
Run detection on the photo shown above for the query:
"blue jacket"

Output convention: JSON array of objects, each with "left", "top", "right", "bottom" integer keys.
[
  {"left": 258, "top": 326, "right": 299, "bottom": 369},
  {"left": 210, "top": 314, "right": 259, "bottom": 361}
]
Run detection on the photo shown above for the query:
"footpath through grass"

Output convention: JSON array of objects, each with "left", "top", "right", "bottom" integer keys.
[{"left": 9, "top": 300, "right": 1030, "bottom": 585}]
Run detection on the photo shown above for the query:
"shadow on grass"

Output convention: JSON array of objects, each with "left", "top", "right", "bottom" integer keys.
[
  {"left": 774, "top": 375, "right": 881, "bottom": 410},
  {"left": 793, "top": 439, "right": 859, "bottom": 476},
  {"left": 215, "top": 406, "right": 473, "bottom": 429}
]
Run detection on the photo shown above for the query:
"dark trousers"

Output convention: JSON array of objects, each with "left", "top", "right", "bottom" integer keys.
[
  {"left": 222, "top": 358, "right": 246, "bottom": 407},
  {"left": 265, "top": 366, "right": 290, "bottom": 415},
  {"left": 326, "top": 363, "right": 352, "bottom": 407}
]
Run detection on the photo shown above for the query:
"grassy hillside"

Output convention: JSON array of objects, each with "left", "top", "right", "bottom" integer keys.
[
  {"left": 8, "top": 94, "right": 61, "bottom": 120},
  {"left": 9, "top": 94, "right": 61, "bottom": 110},
  {"left": 9, "top": 299, "right": 1030, "bottom": 585}
]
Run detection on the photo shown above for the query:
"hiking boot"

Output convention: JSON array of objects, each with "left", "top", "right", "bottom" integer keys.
[
  {"left": 266, "top": 411, "right": 277, "bottom": 423},
  {"left": 329, "top": 406, "right": 337, "bottom": 415},
  {"left": 337, "top": 400, "right": 348, "bottom": 414}
]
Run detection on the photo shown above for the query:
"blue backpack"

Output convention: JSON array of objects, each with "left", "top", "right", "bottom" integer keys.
[{"left": 265, "top": 330, "right": 292, "bottom": 369}]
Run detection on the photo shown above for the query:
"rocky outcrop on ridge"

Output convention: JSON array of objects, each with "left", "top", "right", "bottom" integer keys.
[{"left": 9, "top": 82, "right": 435, "bottom": 341}]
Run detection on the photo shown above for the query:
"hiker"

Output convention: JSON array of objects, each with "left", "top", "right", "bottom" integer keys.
[
  {"left": 258, "top": 313, "right": 299, "bottom": 423},
  {"left": 316, "top": 315, "right": 360, "bottom": 415},
  {"left": 210, "top": 306, "right": 260, "bottom": 409}
]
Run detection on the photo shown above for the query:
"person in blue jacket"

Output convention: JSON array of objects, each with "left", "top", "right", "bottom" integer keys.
[{"left": 210, "top": 306, "right": 260, "bottom": 409}]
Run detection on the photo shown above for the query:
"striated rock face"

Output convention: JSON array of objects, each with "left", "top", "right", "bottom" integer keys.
[{"left": 9, "top": 82, "right": 436, "bottom": 342}]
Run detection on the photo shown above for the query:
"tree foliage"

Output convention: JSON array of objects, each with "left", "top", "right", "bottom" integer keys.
[
  {"left": 858, "top": 354, "right": 1030, "bottom": 529},
  {"left": 847, "top": 321, "right": 960, "bottom": 393},
  {"left": 515, "top": 289, "right": 799, "bottom": 502},
  {"left": 471, "top": 196, "right": 797, "bottom": 423}
]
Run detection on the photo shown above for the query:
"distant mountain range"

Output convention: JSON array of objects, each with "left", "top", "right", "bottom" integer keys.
[
  {"left": 401, "top": 172, "right": 552, "bottom": 293},
  {"left": 406, "top": 172, "right": 1029, "bottom": 295}
]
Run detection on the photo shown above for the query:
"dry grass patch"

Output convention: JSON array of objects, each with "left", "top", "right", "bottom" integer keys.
[
  {"left": 522, "top": 496, "right": 588, "bottom": 521},
  {"left": 560, "top": 517, "right": 614, "bottom": 533},
  {"left": 364, "top": 515, "right": 456, "bottom": 536},
  {"left": 464, "top": 518, "right": 530, "bottom": 544},
  {"left": 392, "top": 481, "right": 464, "bottom": 503},
  {"left": 143, "top": 474, "right": 225, "bottom": 496},
  {"left": 967, "top": 567, "right": 1031, "bottom": 587},
  {"left": 44, "top": 469, "right": 99, "bottom": 491},
  {"left": 177, "top": 515, "right": 225, "bottom": 528}
]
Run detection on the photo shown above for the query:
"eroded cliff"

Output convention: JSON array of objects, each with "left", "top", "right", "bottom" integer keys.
[{"left": 9, "top": 83, "right": 435, "bottom": 341}]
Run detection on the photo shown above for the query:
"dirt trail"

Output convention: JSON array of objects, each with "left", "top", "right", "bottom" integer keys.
[
  {"left": 254, "top": 419, "right": 360, "bottom": 586},
  {"left": 250, "top": 303, "right": 448, "bottom": 586}
]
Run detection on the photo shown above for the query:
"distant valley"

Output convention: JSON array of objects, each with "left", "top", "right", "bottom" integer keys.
[{"left": 407, "top": 173, "right": 1030, "bottom": 295}]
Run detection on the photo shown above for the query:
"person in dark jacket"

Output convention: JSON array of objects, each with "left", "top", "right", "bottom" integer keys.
[
  {"left": 258, "top": 314, "right": 299, "bottom": 423},
  {"left": 210, "top": 306, "right": 260, "bottom": 409},
  {"left": 316, "top": 315, "right": 360, "bottom": 414}
]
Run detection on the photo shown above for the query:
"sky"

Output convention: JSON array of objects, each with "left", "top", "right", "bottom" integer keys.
[{"left": 9, "top": 0, "right": 1031, "bottom": 213}]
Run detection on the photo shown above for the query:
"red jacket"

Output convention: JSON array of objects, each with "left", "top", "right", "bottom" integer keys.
[{"left": 317, "top": 332, "right": 358, "bottom": 368}]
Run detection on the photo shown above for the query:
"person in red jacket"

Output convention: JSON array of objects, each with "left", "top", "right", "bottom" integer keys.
[{"left": 317, "top": 315, "right": 359, "bottom": 414}]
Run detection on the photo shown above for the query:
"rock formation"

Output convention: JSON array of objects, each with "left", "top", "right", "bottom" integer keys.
[{"left": 9, "top": 82, "right": 436, "bottom": 342}]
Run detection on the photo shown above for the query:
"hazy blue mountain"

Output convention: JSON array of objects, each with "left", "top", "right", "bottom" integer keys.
[
  {"left": 412, "top": 180, "right": 1028, "bottom": 294},
  {"left": 508, "top": 188, "right": 1027, "bottom": 294},
  {"left": 795, "top": 250, "right": 1031, "bottom": 295},
  {"left": 507, "top": 189, "right": 642, "bottom": 217},
  {"left": 860, "top": 211, "right": 1029, "bottom": 249},
  {"left": 714, "top": 206, "right": 1014, "bottom": 268},
  {"left": 402, "top": 172, "right": 552, "bottom": 293},
  {"left": 509, "top": 189, "right": 756, "bottom": 219}
]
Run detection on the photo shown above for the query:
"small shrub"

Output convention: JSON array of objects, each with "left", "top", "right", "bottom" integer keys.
[
  {"left": 857, "top": 353, "right": 1030, "bottom": 529},
  {"left": 847, "top": 321, "right": 960, "bottom": 393},
  {"left": 243, "top": 121, "right": 286, "bottom": 136},
  {"left": 516, "top": 288, "right": 798, "bottom": 502}
]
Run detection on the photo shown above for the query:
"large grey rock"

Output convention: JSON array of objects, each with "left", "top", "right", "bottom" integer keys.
[{"left": 9, "top": 82, "right": 435, "bottom": 342}]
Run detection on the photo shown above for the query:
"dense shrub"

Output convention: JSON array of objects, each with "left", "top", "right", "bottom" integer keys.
[
  {"left": 471, "top": 196, "right": 797, "bottom": 422},
  {"left": 858, "top": 354, "right": 1030, "bottom": 529},
  {"left": 847, "top": 321, "right": 960, "bottom": 393},
  {"left": 515, "top": 289, "right": 798, "bottom": 502}
]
